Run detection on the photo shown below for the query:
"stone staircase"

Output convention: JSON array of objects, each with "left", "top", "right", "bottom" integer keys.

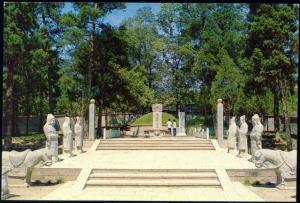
[
  {"left": 96, "top": 138, "right": 215, "bottom": 150},
  {"left": 85, "top": 168, "right": 222, "bottom": 189}
]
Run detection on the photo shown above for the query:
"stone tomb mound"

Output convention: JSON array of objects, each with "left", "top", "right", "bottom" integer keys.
[
  {"left": 96, "top": 138, "right": 215, "bottom": 150},
  {"left": 85, "top": 168, "right": 222, "bottom": 189}
]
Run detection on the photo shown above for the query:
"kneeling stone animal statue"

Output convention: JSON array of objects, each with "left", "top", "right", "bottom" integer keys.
[
  {"left": 253, "top": 149, "right": 296, "bottom": 188},
  {"left": 8, "top": 148, "right": 53, "bottom": 187}
]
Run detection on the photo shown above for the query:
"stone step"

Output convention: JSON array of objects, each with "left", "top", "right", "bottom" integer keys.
[
  {"left": 85, "top": 168, "right": 222, "bottom": 189},
  {"left": 101, "top": 139, "right": 211, "bottom": 141},
  {"left": 97, "top": 146, "right": 215, "bottom": 150},
  {"left": 101, "top": 138, "right": 209, "bottom": 141},
  {"left": 91, "top": 168, "right": 215, "bottom": 173},
  {"left": 85, "top": 179, "right": 221, "bottom": 188},
  {"left": 100, "top": 141, "right": 212, "bottom": 144},
  {"left": 89, "top": 173, "right": 218, "bottom": 179},
  {"left": 98, "top": 143, "right": 214, "bottom": 146}
]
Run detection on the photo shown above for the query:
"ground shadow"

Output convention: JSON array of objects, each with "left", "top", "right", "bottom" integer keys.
[
  {"left": 251, "top": 181, "right": 277, "bottom": 188},
  {"left": 30, "top": 181, "right": 60, "bottom": 187},
  {"left": 5, "top": 193, "right": 20, "bottom": 199}
]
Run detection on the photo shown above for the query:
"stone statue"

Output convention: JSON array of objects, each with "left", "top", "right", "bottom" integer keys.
[
  {"left": 2, "top": 166, "right": 11, "bottom": 200},
  {"left": 227, "top": 117, "right": 238, "bottom": 153},
  {"left": 62, "top": 117, "right": 74, "bottom": 157},
  {"left": 253, "top": 149, "right": 296, "bottom": 189},
  {"left": 43, "top": 114, "right": 60, "bottom": 162},
  {"left": 249, "top": 114, "right": 264, "bottom": 162},
  {"left": 237, "top": 115, "right": 248, "bottom": 157},
  {"left": 74, "top": 116, "right": 84, "bottom": 153},
  {"left": 7, "top": 148, "right": 52, "bottom": 187}
]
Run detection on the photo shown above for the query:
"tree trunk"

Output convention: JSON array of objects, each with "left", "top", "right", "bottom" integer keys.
[
  {"left": 88, "top": 3, "right": 97, "bottom": 100},
  {"left": 273, "top": 86, "right": 280, "bottom": 132},
  {"left": 25, "top": 92, "right": 29, "bottom": 136},
  {"left": 13, "top": 96, "right": 19, "bottom": 135},
  {"left": 4, "top": 64, "right": 14, "bottom": 150},
  {"left": 39, "top": 87, "right": 44, "bottom": 131},
  {"left": 278, "top": 79, "right": 292, "bottom": 151},
  {"left": 97, "top": 106, "right": 102, "bottom": 137}
]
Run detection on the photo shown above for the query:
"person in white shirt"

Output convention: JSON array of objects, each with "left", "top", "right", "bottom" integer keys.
[
  {"left": 167, "top": 119, "right": 172, "bottom": 135},
  {"left": 172, "top": 119, "right": 177, "bottom": 136}
]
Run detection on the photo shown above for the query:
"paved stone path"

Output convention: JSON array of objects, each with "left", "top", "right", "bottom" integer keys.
[{"left": 39, "top": 138, "right": 264, "bottom": 201}]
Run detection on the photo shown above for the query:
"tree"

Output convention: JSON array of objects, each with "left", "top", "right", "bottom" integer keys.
[
  {"left": 244, "top": 4, "right": 298, "bottom": 150},
  {"left": 121, "top": 7, "right": 161, "bottom": 90},
  {"left": 60, "top": 3, "right": 125, "bottom": 134}
]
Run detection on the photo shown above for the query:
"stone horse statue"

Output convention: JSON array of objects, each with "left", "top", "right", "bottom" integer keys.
[
  {"left": 7, "top": 148, "right": 53, "bottom": 187},
  {"left": 253, "top": 149, "right": 296, "bottom": 188}
]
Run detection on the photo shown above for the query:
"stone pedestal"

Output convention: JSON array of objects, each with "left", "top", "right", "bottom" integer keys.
[
  {"left": 177, "top": 112, "right": 186, "bottom": 136},
  {"left": 152, "top": 104, "right": 163, "bottom": 130},
  {"left": 217, "top": 99, "right": 224, "bottom": 143},
  {"left": 89, "top": 99, "right": 96, "bottom": 141}
]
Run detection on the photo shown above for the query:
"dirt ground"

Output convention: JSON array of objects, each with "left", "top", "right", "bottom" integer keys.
[
  {"left": 246, "top": 184, "right": 296, "bottom": 202},
  {"left": 5, "top": 182, "right": 63, "bottom": 200}
]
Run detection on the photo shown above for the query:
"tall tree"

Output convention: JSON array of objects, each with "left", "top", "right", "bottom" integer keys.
[
  {"left": 244, "top": 4, "right": 298, "bottom": 150},
  {"left": 3, "top": 3, "right": 37, "bottom": 149}
]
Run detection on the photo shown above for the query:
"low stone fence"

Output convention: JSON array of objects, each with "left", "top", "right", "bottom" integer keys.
[
  {"left": 8, "top": 168, "right": 82, "bottom": 186},
  {"left": 226, "top": 168, "right": 277, "bottom": 183}
]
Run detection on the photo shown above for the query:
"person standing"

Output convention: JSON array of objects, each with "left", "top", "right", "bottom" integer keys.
[
  {"left": 172, "top": 119, "right": 177, "bottom": 136},
  {"left": 167, "top": 119, "right": 172, "bottom": 136}
]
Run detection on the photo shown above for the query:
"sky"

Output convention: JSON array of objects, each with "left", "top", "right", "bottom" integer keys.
[{"left": 62, "top": 3, "right": 161, "bottom": 26}]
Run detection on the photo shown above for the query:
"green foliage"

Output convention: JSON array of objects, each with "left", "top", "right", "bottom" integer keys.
[
  {"left": 3, "top": 3, "right": 299, "bottom": 143},
  {"left": 186, "top": 116, "right": 213, "bottom": 126},
  {"left": 131, "top": 112, "right": 178, "bottom": 126},
  {"left": 12, "top": 133, "right": 46, "bottom": 143},
  {"left": 243, "top": 179, "right": 252, "bottom": 186}
]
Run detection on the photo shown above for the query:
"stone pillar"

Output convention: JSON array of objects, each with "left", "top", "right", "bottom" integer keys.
[
  {"left": 152, "top": 104, "right": 163, "bottom": 130},
  {"left": 217, "top": 99, "right": 224, "bottom": 142},
  {"left": 206, "top": 128, "right": 209, "bottom": 139},
  {"left": 177, "top": 112, "right": 187, "bottom": 136},
  {"left": 89, "top": 99, "right": 96, "bottom": 141},
  {"left": 103, "top": 128, "right": 106, "bottom": 139}
]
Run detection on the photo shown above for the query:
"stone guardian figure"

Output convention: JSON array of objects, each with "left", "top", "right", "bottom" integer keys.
[
  {"left": 249, "top": 114, "right": 264, "bottom": 162},
  {"left": 74, "top": 116, "right": 84, "bottom": 153},
  {"left": 237, "top": 115, "right": 248, "bottom": 157},
  {"left": 227, "top": 117, "right": 238, "bottom": 153},
  {"left": 62, "top": 117, "right": 74, "bottom": 157},
  {"left": 43, "top": 114, "right": 60, "bottom": 162}
]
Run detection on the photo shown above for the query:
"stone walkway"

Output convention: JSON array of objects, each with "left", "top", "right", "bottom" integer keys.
[{"left": 39, "top": 138, "right": 264, "bottom": 201}]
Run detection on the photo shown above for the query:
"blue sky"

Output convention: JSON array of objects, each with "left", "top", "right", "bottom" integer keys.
[{"left": 62, "top": 3, "right": 161, "bottom": 26}]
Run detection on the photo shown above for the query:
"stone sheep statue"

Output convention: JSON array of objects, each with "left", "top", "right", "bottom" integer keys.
[
  {"left": 253, "top": 149, "right": 296, "bottom": 189},
  {"left": 6, "top": 148, "right": 52, "bottom": 187}
]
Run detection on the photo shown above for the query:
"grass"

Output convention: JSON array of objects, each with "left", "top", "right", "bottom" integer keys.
[
  {"left": 56, "top": 177, "right": 65, "bottom": 184},
  {"left": 131, "top": 112, "right": 178, "bottom": 126},
  {"left": 243, "top": 179, "right": 252, "bottom": 186},
  {"left": 12, "top": 133, "right": 46, "bottom": 144}
]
